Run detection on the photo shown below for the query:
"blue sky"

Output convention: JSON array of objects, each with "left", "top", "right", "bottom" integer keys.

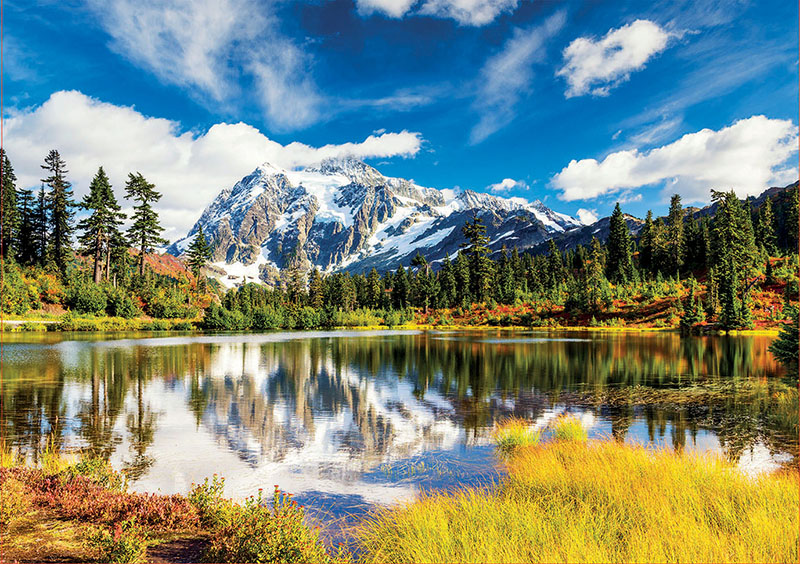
[{"left": 4, "top": 0, "right": 798, "bottom": 239}]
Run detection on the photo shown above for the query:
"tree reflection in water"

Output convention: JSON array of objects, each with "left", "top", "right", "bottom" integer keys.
[{"left": 1, "top": 331, "right": 795, "bottom": 486}]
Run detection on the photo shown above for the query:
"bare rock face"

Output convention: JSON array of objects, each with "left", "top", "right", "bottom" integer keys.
[{"left": 169, "top": 157, "right": 584, "bottom": 287}]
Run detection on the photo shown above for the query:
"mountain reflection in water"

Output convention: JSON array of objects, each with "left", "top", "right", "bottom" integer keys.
[{"left": 2, "top": 330, "right": 795, "bottom": 519}]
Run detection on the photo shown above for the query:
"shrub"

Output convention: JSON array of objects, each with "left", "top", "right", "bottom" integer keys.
[
  {"left": 146, "top": 287, "right": 196, "bottom": 319},
  {"left": 66, "top": 458, "right": 126, "bottom": 492},
  {"left": 19, "top": 321, "right": 48, "bottom": 332},
  {"left": 252, "top": 306, "right": 284, "bottom": 331},
  {"left": 189, "top": 475, "right": 234, "bottom": 529},
  {"left": 204, "top": 486, "right": 334, "bottom": 563},
  {"left": 87, "top": 519, "right": 149, "bottom": 563},
  {"left": 106, "top": 288, "right": 142, "bottom": 319},
  {"left": 0, "top": 475, "right": 31, "bottom": 528},
  {"left": 172, "top": 320, "right": 194, "bottom": 331},
  {"left": 65, "top": 280, "right": 108, "bottom": 315}
]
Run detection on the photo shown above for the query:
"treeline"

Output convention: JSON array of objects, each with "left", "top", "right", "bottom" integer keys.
[
  {"left": 209, "top": 188, "right": 798, "bottom": 331},
  {"left": 0, "top": 149, "right": 212, "bottom": 319}
]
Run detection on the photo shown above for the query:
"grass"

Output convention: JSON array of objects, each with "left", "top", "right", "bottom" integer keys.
[
  {"left": 492, "top": 418, "right": 542, "bottom": 455},
  {"left": 551, "top": 415, "right": 588, "bottom": 442},
  {"left": 355, "top": 420, "right": 799, "bottom": 563}
]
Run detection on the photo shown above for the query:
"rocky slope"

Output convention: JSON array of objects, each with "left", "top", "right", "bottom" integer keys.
[{"left": 170, "top": 157, "right": 583, "bottom": 286}]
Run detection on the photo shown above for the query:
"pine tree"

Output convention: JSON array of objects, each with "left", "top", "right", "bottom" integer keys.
[
  {"left": 606, "top": 203, "right": 633, "bottom": 284},
  {"left": 756, "top": 196, "right": 777, "bottom": 256},
  {"left": 1, "top": 149, "right": 19, "bottom": 259},
  {"left": 546, "top": 240, "right": 563, "bottom": 290},
  {"left": 366, "top": 268, "right": 382, "bottom": 309},
  {"left": 41, "top": 150, "right": 76, "bottom": 276},
  {"left": 186, "top": 225, "right": 213, "bottom": 280},
  {"left": 308, "top": 268, "right": 325, "bottom": 309},
  {"left": 15, "top": 189, "right": 36, "bottom": 265},
  {"left": 666, "top": 194, "right": 685, "bottom": 273},
  {"left": 77, "top": 167, "right": 126, "bottom": 283},
  {"left": 124, "top": 172, "right": 168, "bottom": 276},
  {"left": 680, "top": 278, "right": 706, "bottom": 332},
  {"left": 393, "top": 265, "right": 410, "bottom": 309},
  {"left": 769, "top": 305, "right": 799, "bottom": 374},
  {"left": 587, "top": 236, "right": 606, "bottom": 311},
  {"left": 33, "top": 186, "right": 48, "bottom": 267},
  {"left": 460, "top": 213, "right": 494, "bottom": 302},
  {"left": 437, "top": 256, "right": 457, "bottom": 308},
  {"left": 411, "top": 252, "right": 435, "bottom": 313}
]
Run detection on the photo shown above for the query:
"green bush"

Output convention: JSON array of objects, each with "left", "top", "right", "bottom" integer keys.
[
  {"left": 19, "top": 321, "right": 48, "bottom": 332},
  {"left": 65, "top": 280, "right": 108, "bottom": 315},
  {"left": 252, "top": 306, "right": 284, "bottom": 330},
  {"left": 65, "top": 458, "right": 127, "bottom": 491},
  {"left": 106, "top": 288, "right": 141, "bottom": 319},
  {"left": 87, "top": 519, "right": 148, "bottom": 563},
  {"left": 189, "top": 475, "right": 234, "bottom": 529},
  {"left": 1, "top": 261, "right": 34, "bottom": 314},
  {"left": 204, "top": 487, "right": 334, "bottom": 563}
]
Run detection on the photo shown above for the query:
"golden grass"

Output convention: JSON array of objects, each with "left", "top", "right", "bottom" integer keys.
[
  {"left": 356, "top": 436, "right": 799, "bottom": 563},
  {"left": 492, "top": 418, "right": 541, "bottom": 456}
]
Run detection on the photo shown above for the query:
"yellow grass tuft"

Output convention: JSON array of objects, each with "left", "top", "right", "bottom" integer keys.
[
  {"left": 355, "top": 440, "right": 798, "bottom": 563},
  {"left": 491, "top": 418, "right": 541, "bottom": 455}
]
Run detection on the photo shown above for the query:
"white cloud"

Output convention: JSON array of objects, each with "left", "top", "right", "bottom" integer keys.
[
  {"left": 87, "top": 0, "right": 320, "bottom": 130},
  {"left": 418, "top": 0, "right": 519, "bottom": 26},
  {"left": 355, "top": 0, "right": 518, "bottom": 25},
  {"left": 557, "top": 19, "right": 671, "bottom": 98},
  {"left": 356, "top": 0, "right": 417, "bottom": 18},
  {"left": 471, "top": 11, "right": 566, "bottom": 143},
  {"left": 5, "top": 91, "right": 424, "bottom": 240},
  {"left": 552, "top": 115, "right": 798, "bottom": 202},
  {"left": 487, "top": 178, "right": 527, "bottom": 193},
  {"left": 576, "top": 208, "right": 599, "bottom": 225}
]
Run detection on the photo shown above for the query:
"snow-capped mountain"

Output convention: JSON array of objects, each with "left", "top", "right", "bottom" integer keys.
[{"left": 169, "top": 157, "right": 583, "bottom": 287}]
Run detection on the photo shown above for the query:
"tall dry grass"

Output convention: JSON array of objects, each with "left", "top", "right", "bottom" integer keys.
[{"left": 355, "top": 422, "right": 798, "bottom": 563}]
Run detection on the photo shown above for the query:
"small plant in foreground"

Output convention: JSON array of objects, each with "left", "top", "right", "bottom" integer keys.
[
  {"left": 204, "top": 485, "right": 335, "bottom": 563},
  {"left": 492, "top": 419, "right": 541, "bottom": 455},
  {"left": 552, "top": 415, "right": 588, "bottom": 442},
  {"left": 86, "top": 518, "right": 148, "bottom": 563},
  {"left": 189, "top": 474, "right": 234, "bottom": 528}
]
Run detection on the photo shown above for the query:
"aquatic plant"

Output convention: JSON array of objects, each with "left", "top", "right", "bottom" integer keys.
[
  {"left": 355, "top": 440, "right": 798, "bottom": 563},
  {"left": 492, "top": 418, "right": 541, "bottom": 455},
  {"left": 551, "top": 415, "right": 588, "bottom": 442}
]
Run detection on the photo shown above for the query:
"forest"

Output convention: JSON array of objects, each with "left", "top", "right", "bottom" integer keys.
[{"left": 1, "top": 148, "right": 798, "bottom": 340}]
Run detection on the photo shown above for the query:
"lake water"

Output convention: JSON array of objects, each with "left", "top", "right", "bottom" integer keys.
[{"left": 2, "top": 329, "right": 796, "bottom": 527}]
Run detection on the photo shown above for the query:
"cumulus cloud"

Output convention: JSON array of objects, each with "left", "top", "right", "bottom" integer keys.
[
  {"left": 356, "top": 0, "right": 518, "bottom": 25},
  {"left": 5, "top": 91, "right": 424, "bottom": 240},
  {"left": 557, "top": 19, "right": 671, "bottom": 98},
  {"left": 471, "top": 11, "right": 566, "bottom": 143},
  {"left": 552, "top": 115, "right": 798, "bottom": 202},
  {"left": 576, "top": 208, "right": 599, "bottom": 225},
  {"left": 487, "top": 178, "right": 527, "bottom": 192},
  {"left": 87, "top": 0, "right": 320, "bottom": 130}
]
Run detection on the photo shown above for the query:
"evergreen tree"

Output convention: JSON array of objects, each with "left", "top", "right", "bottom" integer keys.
[
  {"left": 666, "top": 194, "right": 685, "bottom": 273},
  {"left": 77, "top": 167, "right": 126, "bottom": 283},
  {"left": 756, "top": 196, "right": 777, "bottom": 256},
  {"left": 437, "top": 256, "right": 457, "bottom": 308},
  {"left": 33, "top": 187, "right": 48, "bottom": 267},
  {"left": 638, "top": 210, "right": 654, "bottom": 274},
  {"left": 546, "top": 240, "right": 563, "bottom": 290},
  {"left": 393, "top": 265, "right": 410, "bottom": 309},
  {"left": 680, "top": 278, "right": 706, "bottom": 332},
  {"left": 366, "top": 268, "right": 383, "bottom": 309},
  {"left": 606, "top": 203, "right": 633, "bottom": 283},
  {"left": 124, "top": 172, "right": 168, "bottom": 276},
  {"left": 769, "top": 305, "right": 799, "bottom": 374},
  {"left": 186, "top": 225, "right": 213, "bottom": 280},
  {"left": 41, "top": 150, "right": 76, "bottom": 276},
  {"left": 1, "top": 149, "right": 19, "bottom": 259},
  {"left": 460, "top": 213, "right": 494, "bottom": 302},
  {"left": 411, "top": 252, "right": 435, "bottom": 313},
  {"left": 586, "top": 236, "right": 606, "bottom": 311},
  {"left": 308, "top": 268, "right": 325, "bottom": 309},
  {"left": 15, "top": 189, "right": 36, "bottom": 265}
]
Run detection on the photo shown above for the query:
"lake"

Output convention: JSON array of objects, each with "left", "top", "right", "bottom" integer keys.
[{"left": 1, "top": 329, "right": 796, "bottom": 526}]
